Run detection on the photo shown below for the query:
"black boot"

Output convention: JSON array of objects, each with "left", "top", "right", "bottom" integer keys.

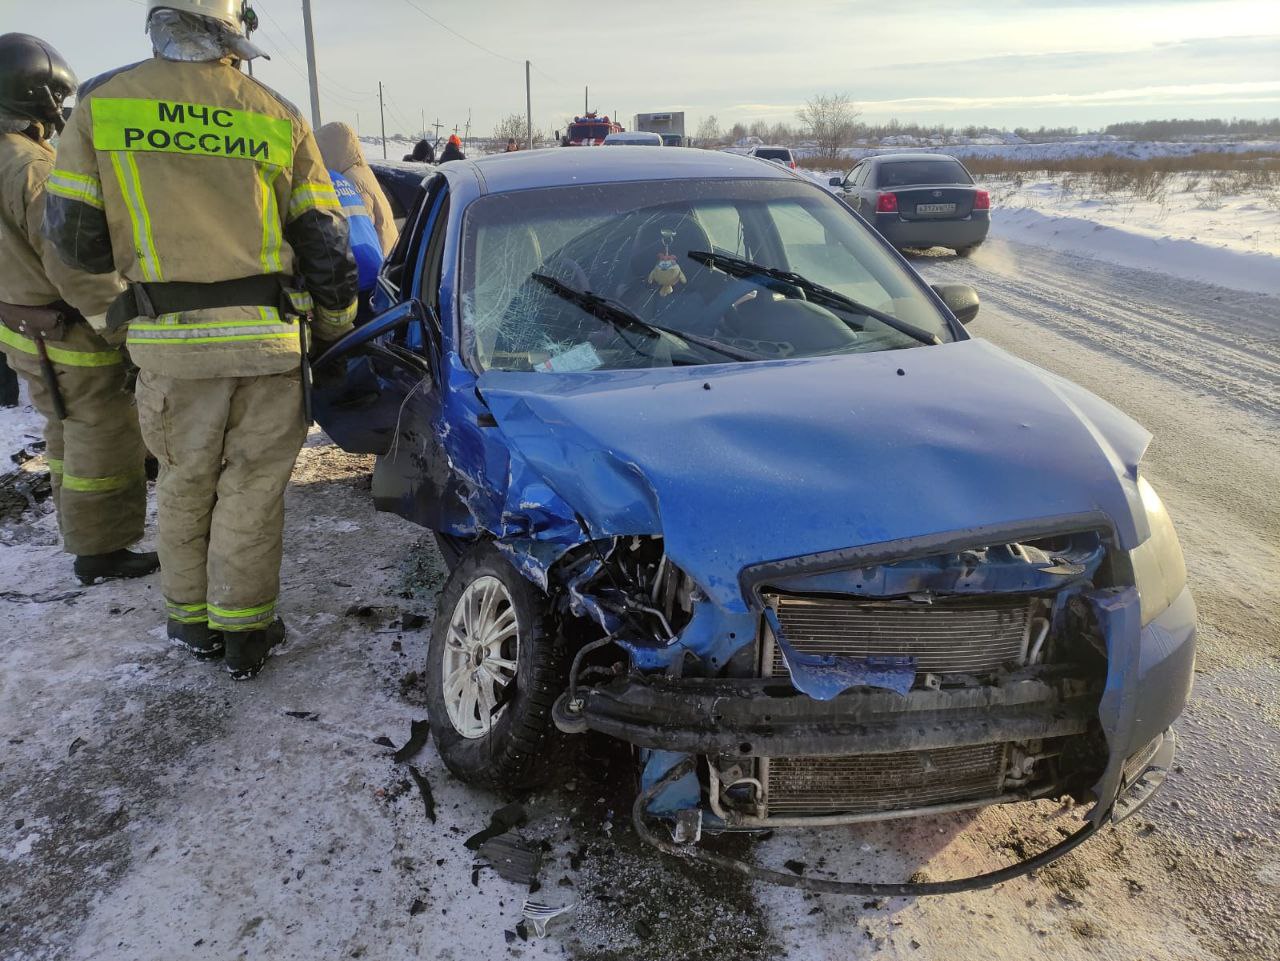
[
  {"left": 168, "top": 619, "right": 225, "bottom": 660},
  {"left": 73, "top": 549, "right": 161, "bottom": 585},
  {"left": 224, "top": 619, "right": 287, "bottom": 681}
]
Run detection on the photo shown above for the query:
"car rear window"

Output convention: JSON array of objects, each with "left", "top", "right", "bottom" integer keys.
[
  {"left": 754, "top": 149, "right": 791, "bottom": 161},
  {"left": 877, "top": 160, "right": 972, "bottom": 187}
]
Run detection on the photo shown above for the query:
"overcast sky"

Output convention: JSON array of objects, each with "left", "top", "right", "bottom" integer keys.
[{"left": 9, "top": 0, "right": 1280, "bottom": 138}]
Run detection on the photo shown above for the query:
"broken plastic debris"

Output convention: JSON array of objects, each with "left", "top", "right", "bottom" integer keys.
[
  {"left": 521, "top": 898, "right": 576, "bottom": 938},
  {"left": 407, "top": 765, "right": 436, "bottom": 823},
  {"left": 476, "top": 832, "right": 542, "bottom": 884},
  {"left": 392, "top": 719, "right": 431, "bottom": 763},
  {"left": 464, "top": 802, "right": 527, "bottom": 850}
]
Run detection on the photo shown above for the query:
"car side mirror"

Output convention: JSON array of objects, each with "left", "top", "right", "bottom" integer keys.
[
  {"left": 828, "top": 176, "right": 844, "bottom": 187},
  {"left": 931, "top": 283, "right": 980, "bottom": 325}
]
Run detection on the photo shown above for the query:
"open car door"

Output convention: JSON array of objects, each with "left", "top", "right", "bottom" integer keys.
[{"left": 310, "top": 173, "right": 449, "bottom": 455}]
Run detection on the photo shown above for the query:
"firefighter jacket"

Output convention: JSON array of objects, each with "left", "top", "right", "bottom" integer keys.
[
  {"left": 315, "top": 121, "right": 397, "bottom": 255},
  {"left": 43, "top": 58, "right": 359, "bottom": 380},
  {"left": 0, "top": 131, "right": 125, "bottom": 365}
]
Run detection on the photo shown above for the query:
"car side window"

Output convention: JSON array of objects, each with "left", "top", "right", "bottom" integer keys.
[{"left": 847, "top": 163, "right": 864, "bottom": 187}]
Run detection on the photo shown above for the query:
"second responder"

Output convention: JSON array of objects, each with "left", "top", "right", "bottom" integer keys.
[
  {"left": 44, "top": 2, "right": 359, "bottom": 679},
  {"left": 0, "top": 33, "right": 157, "bottom": 584}
]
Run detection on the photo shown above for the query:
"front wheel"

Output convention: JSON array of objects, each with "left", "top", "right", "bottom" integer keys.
[{"left": 424, "top": 542, "right": 563, "bottom": 790}]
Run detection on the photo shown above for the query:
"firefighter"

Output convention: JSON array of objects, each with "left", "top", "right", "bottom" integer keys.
[
  {"left": 0, "top": 33, "right": 157, "bottom": 583},
  {"left": 315, "top": 121, "right": 397, "bottom": 255},
  {"left": 439, "top": 134, "right": 465, "bottom": 163},
  {"left": 44, "top": 2, "right": 359, "bottom": 679}
]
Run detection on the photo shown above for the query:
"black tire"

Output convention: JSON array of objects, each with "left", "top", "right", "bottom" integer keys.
[
  {"left": 955, "top": 245, "right": 980, "bottom": 258},
  {"left": 424, "top": 541, "right": 563, "bottom": 790}
]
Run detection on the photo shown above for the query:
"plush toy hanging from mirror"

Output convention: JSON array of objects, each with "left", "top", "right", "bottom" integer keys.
[{"left": 648, "top": 228, "right": 687, "bottom": 297}]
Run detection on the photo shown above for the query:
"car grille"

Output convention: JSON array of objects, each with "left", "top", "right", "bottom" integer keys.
[
  {"left": 765, "top": 594, "right": 1033, "bottom": 679},
  {"left": 764, "top": 744, "right": 1008, "bottom": 817}
]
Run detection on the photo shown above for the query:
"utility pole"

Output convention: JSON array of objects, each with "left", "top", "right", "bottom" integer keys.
[
  {"left": 300, "top": 0, "right": 322, "bottom": 129},
  {"left": 431, "top": 118, "right": 443, "bottom": 142},
  {"left": 378, "top": 81, "right": 387, "bottom": 159},
  {"left": 421, "top": 109, "right": 426, "bottom": 141},
  {"left": 584, "top": 85, "right": 589, "bottom": 115},
  {"left": 526, "top": 60, "right": 534, "bottom": 150}
]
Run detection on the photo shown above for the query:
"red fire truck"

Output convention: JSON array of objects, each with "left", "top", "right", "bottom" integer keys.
[{"left": 562, "top": 112, "right": 624, "bottom": 146}]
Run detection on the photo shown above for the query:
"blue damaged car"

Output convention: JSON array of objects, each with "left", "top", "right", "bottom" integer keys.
[{"left": 317, "top": 147, "right": 1196, "bottom": 893}]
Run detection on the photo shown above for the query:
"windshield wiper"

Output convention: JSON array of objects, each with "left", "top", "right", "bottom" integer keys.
[
  {"left": 686, "top": 250, "right": 942, "bottom": 347},
  {"left": 530, "top": 272, "right": 767, "bottom": 363}
]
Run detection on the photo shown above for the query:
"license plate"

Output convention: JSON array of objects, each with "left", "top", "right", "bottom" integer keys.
[{"left": 916, "top": 203, "right": 956, "bottom": 216}]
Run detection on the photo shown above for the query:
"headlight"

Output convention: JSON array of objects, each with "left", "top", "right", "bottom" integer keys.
[{"left": 1129, "top": 477, "right": 1188, "bottom": 625}]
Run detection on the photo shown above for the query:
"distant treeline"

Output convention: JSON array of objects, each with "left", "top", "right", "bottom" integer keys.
[
  {"left": 1102, "top": 118, "right": 1280, "bottom": 140},
  {"left": 711, "top": 116, "right": 1280, "bottom": 146}
]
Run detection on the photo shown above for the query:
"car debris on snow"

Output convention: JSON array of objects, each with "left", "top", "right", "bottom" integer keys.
[
  {"left": 391, "top": 718, "right": 430, "bottom": 763},
  {"left": 476, "top": 832, "right": 543, "bottom": 885},
  {"left": 406, "top": 764, "right": 437, "bottom": 823},
  {"left": 464, "top": 802, "right": 528, "bottom": 851},
  {"left": 521, "top": 898, "right": 576, "bottom": 938}
]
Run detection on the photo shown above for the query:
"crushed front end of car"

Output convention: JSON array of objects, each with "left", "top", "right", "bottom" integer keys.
[{"left": 443, "top": 340, "right": 1196, "bottom": 892}]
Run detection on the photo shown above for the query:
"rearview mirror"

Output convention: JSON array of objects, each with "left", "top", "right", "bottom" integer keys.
[{"left": 931, "top": 283, "right": 980, "bottom": 325}]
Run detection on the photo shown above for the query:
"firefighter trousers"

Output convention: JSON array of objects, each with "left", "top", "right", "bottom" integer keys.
[
  {"left": 134, "top": 370, "right": 307, "bottom": 633},
  {"left": 0, "top": 324, "right": 147, "bottom": 556}
]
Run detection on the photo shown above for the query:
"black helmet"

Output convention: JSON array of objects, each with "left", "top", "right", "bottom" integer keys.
[{"left": 0, "top": 34, "right": 77, "bottom": 133}]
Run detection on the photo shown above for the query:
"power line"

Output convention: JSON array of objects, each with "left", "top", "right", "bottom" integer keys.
[
  {"left": 253, "top": 0, "right": 375, "bottom": 97},
  {"left": 399, "top": 0, "right": 521, "bottom": 64}
]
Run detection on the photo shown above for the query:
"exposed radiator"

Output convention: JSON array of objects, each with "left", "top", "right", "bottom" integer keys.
[
  {"left": 764, "top": 744, "right": 1008, "bottom": 817},
  {"left": 764, "top": 594, "right": 1034, "bottom": 679}
]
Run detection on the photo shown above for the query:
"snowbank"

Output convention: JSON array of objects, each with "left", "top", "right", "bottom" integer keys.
[{"left": 984, "top": 175, "right": 1280, "bottom": 295}]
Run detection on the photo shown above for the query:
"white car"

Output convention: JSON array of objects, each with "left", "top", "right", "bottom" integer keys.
[
  {"left": 603, "top": 131, "right": 664, "bottom": 146},
  {"left": 748, "top": 145, "right": 797, "bottom": 169}
]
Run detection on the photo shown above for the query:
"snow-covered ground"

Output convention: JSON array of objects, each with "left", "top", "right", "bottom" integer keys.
[{"left": 982, "top": 174, "right": 1280, "bottom": 296}]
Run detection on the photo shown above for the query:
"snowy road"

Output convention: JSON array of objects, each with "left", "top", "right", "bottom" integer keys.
[{"left": 1, "top": 238, "right": 1277, "bottom": 961}]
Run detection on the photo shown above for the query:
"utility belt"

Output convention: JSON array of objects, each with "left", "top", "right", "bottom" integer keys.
[
  {"left": 0, "top": 299, "right": 82, "bottom": 342},
  {"left": 105, "top": 273, "right": 311, "bottom": 332},
  {"left": 0, "top": 299, "right": 87, "bottom": 420},
  {"left": 106, "top": 273, "right": 317, "bottom": 425}
]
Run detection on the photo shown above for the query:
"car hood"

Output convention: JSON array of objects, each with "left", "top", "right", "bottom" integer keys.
[{"left": 476, "top": 339, "right": 1150, "bottom": 611}]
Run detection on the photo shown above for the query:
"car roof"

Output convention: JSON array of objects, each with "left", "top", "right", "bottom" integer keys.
[
  {"left": 451, "top": 146, "right": 796, "bottom": 194},
  {"left": 752, "top": 145, "right": 793, "bottom": 152},
  {"left": 865, "top": 152, "right": 963, "bottom": 163},
  {"left": 604, "top": 131, "right": 662, "bottom": 141}
]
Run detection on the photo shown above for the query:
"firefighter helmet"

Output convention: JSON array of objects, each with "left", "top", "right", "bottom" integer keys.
[
  {"left": 0, "top": 33, "right": 77, "bottom": 133},
  {"left": 146, "top": 0, "right": 251, "bottom": 36}
]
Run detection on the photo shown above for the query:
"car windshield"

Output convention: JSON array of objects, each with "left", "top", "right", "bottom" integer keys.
[
  {"left": 754, "top": 149, "right": 791, "bottom": 161},
  {"left": 877, "top": 160, "right": 972, "bottom": 187},
  {"left": 460, "top": 178, "right": 954, "bottom": 373},
  {"left": 569, "top": 124, "right": 609, "bottom": 141}
]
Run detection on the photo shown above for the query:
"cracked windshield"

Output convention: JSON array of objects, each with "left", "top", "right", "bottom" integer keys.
[{"left": 461, "top": 179, "right": 952, "bottom": 372}]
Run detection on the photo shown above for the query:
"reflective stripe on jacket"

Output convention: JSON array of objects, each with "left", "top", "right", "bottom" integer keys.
[
  {"left": 0, "top": 133, "right": 124, "bottom": 321},
  {"left": 44, "top": 58, "right": 358, "bottom": 379}
]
